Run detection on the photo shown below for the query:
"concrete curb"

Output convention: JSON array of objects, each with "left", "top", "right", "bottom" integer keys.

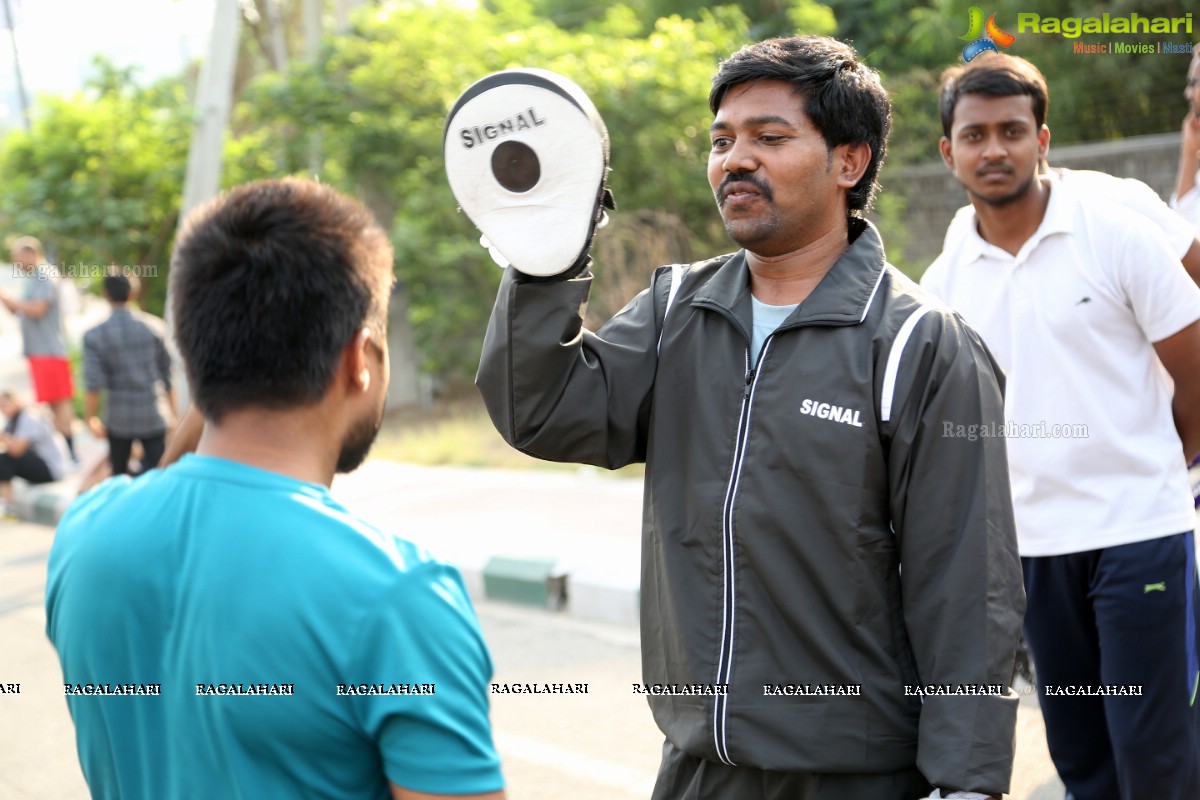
[
  {"left": 458, "top": 555, "right": 639, "bottom": 627},
  {"left": 11, "top": 477, "right": 78, "bottom": 527},
  {"left": 482, "top": 556, "right": 566, "bottom": 609}
]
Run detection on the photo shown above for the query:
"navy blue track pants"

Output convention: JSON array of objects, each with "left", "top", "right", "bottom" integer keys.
[{"left": 1022, "top": 532, "right": 1200, "bottom": 800}]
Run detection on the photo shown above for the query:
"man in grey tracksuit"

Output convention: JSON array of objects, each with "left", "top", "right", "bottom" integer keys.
[{"left": 476, "top": 36, "right": 1024, "bottom": 800}]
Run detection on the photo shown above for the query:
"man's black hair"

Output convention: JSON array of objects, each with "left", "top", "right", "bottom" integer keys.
[
  {"left": 170, "top": 178, "right": 394, "bottom": 423},
  {"left": 709, "top": 35, "right": 893, "bottom": 216},
  {"left": 939, "top": 53, "right": 1049, "bottom": 138},
  {"left": 103, "top": 273, "right": 133, "bottom": 304}
]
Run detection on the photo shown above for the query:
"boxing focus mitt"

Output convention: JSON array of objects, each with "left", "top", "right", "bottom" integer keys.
[{"left": 444, "top": 68, "right": 614, "bottom": 279}]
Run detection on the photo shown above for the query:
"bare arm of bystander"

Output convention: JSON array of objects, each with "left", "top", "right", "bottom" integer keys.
[
  {"left": 1153, "top": 318, "right": 1200, "bottom": 462},
  {"left": 159, "top": 405, "right": 203, "bottom": 467}
]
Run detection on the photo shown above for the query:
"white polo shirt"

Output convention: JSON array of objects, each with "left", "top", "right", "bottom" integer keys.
[
  {"left": 945, "top": 168, "right": 1198, "bottom": 258},
  {"left": 922, "top": 179, "right": 1200, "bottom": 556}
]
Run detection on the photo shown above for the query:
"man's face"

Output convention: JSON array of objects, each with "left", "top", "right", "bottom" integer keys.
[
  {"left": 335, "top": 327, "right": 389, "bottom": 474},
  {"left": 707, "top": 80, "right": 847, "bottom": 256},
  {"left": 940, "top": 93, "right": 1048, "bottom": 208},
  {"left": 11, "top": 248, "right": 36, "bottom": 271},
  {"left": 1186, "top": 54, "right": 1200, "bottom": 115}
]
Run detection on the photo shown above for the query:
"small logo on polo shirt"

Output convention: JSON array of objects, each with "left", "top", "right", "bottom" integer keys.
[
  {"left": 1144, "top": 582, "right": 1166, "bottom": 593},
  {"left": 1076, "top": 296, "right": 1092, "bottom": 305},
  {"left": 800, "top": 398, "right": 864, "bottom": 428}
]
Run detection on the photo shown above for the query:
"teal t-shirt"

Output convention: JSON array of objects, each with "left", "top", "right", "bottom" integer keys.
[{"left": 46, "top": 454, "right": 503, "bottom": 799}]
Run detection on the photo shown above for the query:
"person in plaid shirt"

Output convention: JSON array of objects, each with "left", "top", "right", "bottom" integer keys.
[{"left": 82, "top": 272, "right": 176, "bottom": 475}]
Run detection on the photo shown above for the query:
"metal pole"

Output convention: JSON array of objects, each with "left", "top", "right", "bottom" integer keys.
[
  {"left": 303, "top": 0, "right": 322, "bottom": 176},
  {"left": 2, "top": 0, "right": 30, "bottom": 130},
  {"left": 168, "top": 0, "right": 243, "bottom": 409},
  {"left": 263, "top": 0, "right": 288, "bottom": 74},
  {"left": 179, "top": 0, "right": 243, "bottom": 220}
]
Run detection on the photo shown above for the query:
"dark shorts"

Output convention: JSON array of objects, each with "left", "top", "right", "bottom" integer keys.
[
  {"left": 651, "top": 739, "right": 932, "bottom": 800},
  {"left": 27, "top": 356, "right": 74, "bottom": 404}
]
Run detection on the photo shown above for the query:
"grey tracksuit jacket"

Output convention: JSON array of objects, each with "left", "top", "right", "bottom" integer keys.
[{"left": 476, "top": 220, "right": 1025, "bottom": 794}]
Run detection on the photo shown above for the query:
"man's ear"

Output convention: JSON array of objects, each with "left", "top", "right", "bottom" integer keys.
[
  {"left": 343, "top": 328, "right": 374, "bottom": 393},
  {"left": 835, "top": 141, "right": 872, "bottom": 189},
  {"left": 1037, "top": 124, "right": 1051, "bottom": 161},
  {"left": 939, "top": 136, "right": 954, "bottom": 170}
]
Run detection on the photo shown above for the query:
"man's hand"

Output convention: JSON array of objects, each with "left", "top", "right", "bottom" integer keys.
[
  {"left": 1184, "top": 110, "right": 1200, "bottom": 156},
  {"left": 84, "top": 392, "right": 105, "bottom": 439}
]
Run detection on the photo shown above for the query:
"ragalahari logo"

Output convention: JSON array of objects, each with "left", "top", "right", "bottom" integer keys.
[{"left": 960, "top": 7, "right": 1016, "bottom": 61}]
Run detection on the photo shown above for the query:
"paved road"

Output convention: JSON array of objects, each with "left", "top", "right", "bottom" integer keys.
[{"left": 0, "top": 469, "right": 1066, "bottom": 800}]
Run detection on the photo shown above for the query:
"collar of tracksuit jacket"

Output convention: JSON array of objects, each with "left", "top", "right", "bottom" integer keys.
[{"left": 690, "top": 216, "right": 885, "bottom": 340}]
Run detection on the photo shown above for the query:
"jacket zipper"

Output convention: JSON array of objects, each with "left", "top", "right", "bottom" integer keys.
[{"left": 713, "top": 338, "right": 771, "bottom": 765}]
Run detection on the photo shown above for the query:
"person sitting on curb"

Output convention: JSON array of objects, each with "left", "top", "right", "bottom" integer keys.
[{"left": 0, "top": 389, "right": 68, "bottom": 517}]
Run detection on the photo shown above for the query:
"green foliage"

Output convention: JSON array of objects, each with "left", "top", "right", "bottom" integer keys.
[
  {"left": 503, "top": 0, "right": 835, "bottom": 39},
  {"left": 831, "top": 0, "right": 1196, "bottom": 165},
  {"left": 0, "top": 58, "right": 191, "bottom": 316},
  {"left": 3, "top": 0, "right": 1186, "bottom": 390},
  {"left": 241, "top": 2, "right": 752, "bottom": 380},
  {"left": 0, "top": 56, "right": 279, "bottom": 318}
]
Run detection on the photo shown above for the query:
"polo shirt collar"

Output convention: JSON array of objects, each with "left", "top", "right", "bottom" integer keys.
[{"left": 956, "top": 177, "right": 1075, "bottom": 263}]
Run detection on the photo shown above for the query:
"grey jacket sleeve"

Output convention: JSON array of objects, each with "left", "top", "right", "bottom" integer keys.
[
  {"left": 885, "top": 309, "right": 1025, "bottom": 795},
  {"left": 475, "top": 266, "right": 663, "bottom": 469}
]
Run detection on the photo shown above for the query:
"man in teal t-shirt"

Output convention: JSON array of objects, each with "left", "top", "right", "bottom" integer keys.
[{"left": 45, "top": 178, "right": 506, "bottom": 800}]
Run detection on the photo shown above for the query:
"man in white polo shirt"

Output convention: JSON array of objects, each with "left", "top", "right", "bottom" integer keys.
[{"left": 922, "top": 53, "right": 1200, "bottom": 800}]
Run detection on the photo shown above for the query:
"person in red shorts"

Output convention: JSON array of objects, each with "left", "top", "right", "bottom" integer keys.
[{"left": 0, "top": 236, "right": 79, "bottom": 461}]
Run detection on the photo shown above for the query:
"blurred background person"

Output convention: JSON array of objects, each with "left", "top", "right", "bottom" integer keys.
[
  {"left": 82, "top": 270, "right": 176, "bottom": 476},
  {"left": 0, "top": 389, "right": 68, "bottom": 517},
  {"left": 0, "top": 236, "right": 79, "bottom": 461}
]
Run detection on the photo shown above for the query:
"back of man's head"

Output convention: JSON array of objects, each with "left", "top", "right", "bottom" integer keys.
[
  {"left": 939, "top": 53, "right": 1049, "bottom": 138},
  {"left": 708, "top": 35, "right": 892, "bottom": 216},
  {"left": 103, "top": 273, "right": 134, "bottom": 304},
  {"left": 170, "top": 178, "right": 395, "bottom": 423}
]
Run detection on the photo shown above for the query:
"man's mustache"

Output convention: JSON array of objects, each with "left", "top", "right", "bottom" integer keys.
[{"left": 718, "top": 173, "right": 774, "bottom": 203}]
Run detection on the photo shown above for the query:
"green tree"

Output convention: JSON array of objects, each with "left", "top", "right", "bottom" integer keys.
[
  {"left": 830, "top": 0, "right": 1195, "bottom": 165},
  {"left": 0, "top": 59, "right": 192, "bottom": 315},
  {"left": 243, "top": 1, "right": 753, "bottom": 382},
  {"left": 498, "top": 0, "right": 835, "bottom": 39}
]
